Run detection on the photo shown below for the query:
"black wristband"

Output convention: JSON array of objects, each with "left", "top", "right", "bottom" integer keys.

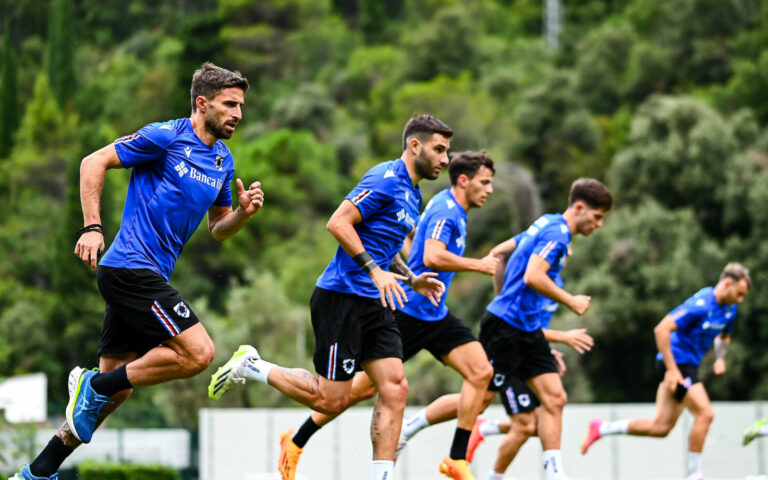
[
  {"left": 75, "top": 223, "right": 103, "bottom": 239},
  {"left": 352, "top": 251, "right": 379, "bottom": 273}
]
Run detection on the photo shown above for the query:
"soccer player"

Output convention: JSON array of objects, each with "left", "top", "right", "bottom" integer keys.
[
  {"left": 399, "top": 180, "right": 610, "bottom": 480},
  {"left": 208, "top": 115, "right": 451, "bottom": 480},
  {"left": 11, "top": 63, "right": 259, "bottom": 480},
  {"left": 581, "top": 263, "right": 751, "bottom": 480},
  {"left": 270, "top": 150, "right": 498, "bottom": 480},
  {"left": 742, "top": 418, "right": 768, "bottom": 446}
]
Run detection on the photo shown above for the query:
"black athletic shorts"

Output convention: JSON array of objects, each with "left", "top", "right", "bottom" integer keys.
[
  {"left": 96, "top": 266, "right": 200, "bottom": 356},
  {"left": 310, "top": 287, "right": 403, "bottom": 381},
  {"left": 479, "top": 311, "right": 558, "bottom": 381},
  {"left": 655, "top": 360, "right": 701, "bottom": 402},
  {"left": 396, "top": 310, "right": 478, "bottom": 363},
  {"left": 496, "top": 374, "right": 540, "bottom": 415}
]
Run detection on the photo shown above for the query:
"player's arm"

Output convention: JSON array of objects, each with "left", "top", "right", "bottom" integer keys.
[
  {"left": 400, "top": 228, "right": 415, "bottom": 259},
  {"left": 389, "top": 251, "right": 444, "bottom": 307},
  {"left": 489, "top": 237, "right": 518, "bottom": 293},
  {"left": 713, "top": 333, "right": 731, "bottom": 375},
  {"left": 76, "top": 144, "right": 124, "bottom": 271},
  {"left": 654, "top": 314, "right": 684, "bottom": 391},
  {"left": 326, "top": 200, "right": 409, "bottom": 310},
  {"left": 551, "top": 348, "right": 566, "bottom": 376},
  {"left": 208, "top": 179, "right": 264, "bottom": 241},
  {"left": 524, "top": 254, "right": 590, "bottom": 315},
  {"left": 543, "top": 328, "right": 593, "bottom": 354},
  {"left": 423, "top": 238, "right": 499, "bottom": 275}
]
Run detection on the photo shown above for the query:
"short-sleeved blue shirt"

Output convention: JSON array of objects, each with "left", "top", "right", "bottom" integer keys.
[
  {"left": 655, "top": 287, "right": 737, "bottom": 366},
  {"left": 316, "top": 158, "right": 422, "bottom": 298},
  {"left": 399, "top": 189, "right": 466, "bottom": 321},
  {"left": 101, "top": 118, "right": 234, "bottom": 281},
  {"left": 487, "top": 214, "right": 570, "bottom": 332}
]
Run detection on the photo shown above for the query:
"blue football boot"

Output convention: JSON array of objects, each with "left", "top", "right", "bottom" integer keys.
[
  {"left": 9, "top": 465, "right": 59, "bottom": 479},
  {"left": 65, "top": 367, "right": 113, "bottom": 443}
]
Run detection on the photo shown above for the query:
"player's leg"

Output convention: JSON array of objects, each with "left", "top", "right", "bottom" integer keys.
[
  {"left": 491, "top": 410, "right": 538, "bottom": 477},
  {"left": 467, "top": 417, "right": 512, "bottom": 463},
  {"left": 364, "top": 357, "right": 409, "bottom": 480},
  {"left": 527, "top": 372, "right": 567, "bottom": 479},
  {"left": 682, "top": 383, "right": 714, "bottom": 479},
  {"left": 278, "top": 372, "right": 377, "bottom": 480}
]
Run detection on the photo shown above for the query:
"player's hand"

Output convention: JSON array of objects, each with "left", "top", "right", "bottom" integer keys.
[
  {"left": 370, "top": 268, "right": 408, "bottom": 310},
  {"left": 74, "top": 231, "right": 105, "bottom": 271},
  {"left": 563, "top": 328, "right": 594, "bottom": 354},
  {"left": 237, "top": 178, "right": 264, "bottom": 216},
  {"left": 568, "top": 295, "right": 591, "bottom": 315},
  {"left": 476, "top": 254, "right": 500, "bottom": 276},
  {"left": 411, "top": 272, "right": 445, "bottom": 307},
  {"left": 551, "top": 348, "right": 567, "bottom": 376},
  {"left": 663, "top": 367, "right": 684, "bottom": 394},
  {"left": 713, "top": 358, "right": 726, "bottom": 375}
]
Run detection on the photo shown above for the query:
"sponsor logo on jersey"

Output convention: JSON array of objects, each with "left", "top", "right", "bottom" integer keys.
[
  {"left": 701, "top": 321, "right": 726, "bottom": 331},
  {"left": 215, "top": 155, "right": 224, "bottom": 171},
  {"left": 456, "top": 236, "right": 465, "bottom": 249},
  {"left": 396, "top": 209, "right": 416, "bottom": 229},
  {"left": 175, "top": 161, "right": 189, "bottom": 177},
  {"left": 189, "top": 167, "right": 224, "bottom": 190},
  {"left": 184, "top": 146, "right": 192, "bottom": 159}
]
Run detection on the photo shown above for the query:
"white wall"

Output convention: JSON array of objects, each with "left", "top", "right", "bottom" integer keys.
[{"left": 200, "top": 402, "right": 768, "bottom": 480}]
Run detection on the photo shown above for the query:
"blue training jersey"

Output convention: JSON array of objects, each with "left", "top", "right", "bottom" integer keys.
[
  {"left": 540, "top": 274, "right": 564, "bottom": 329},
  {"left": 316, "top": 158, "right": 422, "bottom": 298},
  {"left": 655, "top": 286, "right": 737, "bottom": 366},
  {"left": 487, "top": 214, "right": 570, "bottom": 332},
  {"left": 399, "top": 189, "right": 466, "bottom": 321},
  {"left": 101, "top": 118, "right": 234, "bottom": 281}
]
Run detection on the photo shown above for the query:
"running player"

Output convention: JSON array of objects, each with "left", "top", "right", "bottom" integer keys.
[
  {"left": 208, "top": 115, "right": 451, "bottom": 480},
  {"left": 12, "top": 63, "right": 259, "bottom": 480},
  {"left": 400, "top": 179, "right": 611, "bottom": 480},
  {"left": 272, "top": 150, "right": 497, "bottom": 480},
  {"left": 581, "top": 263, "right": 751, "bottom": 480}
]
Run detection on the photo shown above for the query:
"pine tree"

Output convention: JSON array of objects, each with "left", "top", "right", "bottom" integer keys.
[
  {"left": 0, "top": 20, "right": 19, "bottom": 158},
  {"left": 47, "top": 0, "right": 76, "bottom": 108}
]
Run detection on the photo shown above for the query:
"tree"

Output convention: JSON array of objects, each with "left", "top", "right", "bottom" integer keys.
[
  {"left": 46, "top": 0, "right": 76, "bottom": 108},
  {"left": 0, "top": 20, "right": 19, "bottom": 159}
]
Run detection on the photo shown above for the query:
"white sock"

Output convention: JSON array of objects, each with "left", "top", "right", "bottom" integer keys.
[
  {"left": 687, "top": 452, "right": 702, "bottom": 476},
  {"left": 371, "top": 460, "right": 394, "bottom": 480},
  {"left": 542, "top": 449, "right": 566, "bottom": 480},
  {"left": 760, "top": 425, "right": 768, "bottom": 436},
  {"left": 402, "top": 408, "right": 430, "bottom": 439},
  {"left": 487, "top": 470, "right": 505, "bottom": 480},
  {"left": 241, "top": 357, "right": 275, "bottom": 384},
  {"left": 599, "top": 419, "right": 629, "bottom": 436},
  {"left": 480, "top": 419, "right": 502, "bottom": 437}
]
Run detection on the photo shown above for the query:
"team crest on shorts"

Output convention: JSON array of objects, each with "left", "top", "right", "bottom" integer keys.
[
  {"left": 518, "top": 394, "right": 531, "bottom": 407},
  {"left": 173, "top": 301, "right": 190, "bottom": 318},
  {"left": 493, "top": 373, "right": 506, "bottom": 387},
  {"left": 342, "top": 359, "right": 355, "bottom": 374}
]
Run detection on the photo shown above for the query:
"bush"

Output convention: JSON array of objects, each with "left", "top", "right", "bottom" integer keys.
[{"left": 77, "top": 461, "right": 179, "bottom": 480}]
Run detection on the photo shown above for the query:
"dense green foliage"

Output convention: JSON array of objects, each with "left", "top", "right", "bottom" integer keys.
[
  {"left": 1, "top": 0, "right": 768, "bottom": 430},
  {"left": 76, "top": 461, "right": 179, "bottom": 480}
]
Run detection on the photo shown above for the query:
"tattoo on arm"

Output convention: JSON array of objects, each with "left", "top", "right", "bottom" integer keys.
[
  {"left": 714, "top": 337, "right": 728, "bottom": 360},
  {"left": 389, "top": 254, "right": 415, "bottom": 285},
  {"left": 56, "top": 421, "right": 83, "bottom": 449}
]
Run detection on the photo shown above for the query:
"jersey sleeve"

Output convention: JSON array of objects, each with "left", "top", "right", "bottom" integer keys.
[
  {"left": 723, "top": 306, "right": 737, "bottom": 335},
  {"left": 113, "top": 122, "right": 176, "bottom": 168},
  {"left": 345, "top": 171, "right": 394, "bottom": 220},
  {"left": 213, "top": 168, "right": 235, "bottom": 207},
  {"left": 424, "top": 214, "right": 458, "bottom": 247},
  {"left": 531, "top": 228, "right": 568, "bottom": 267},
  {"left": 668, "top": 294, "right": 709, "bottom": 330}
]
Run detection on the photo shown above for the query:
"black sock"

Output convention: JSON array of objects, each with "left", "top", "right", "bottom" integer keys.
[
  {"left": 450, "top": 427, "right": 471, "bottom": 460},
  {"left": 292, "top": 416, "right": 322, "bottom": 448},
  {"left": 90, "top": 365, "right": 132, "bottom": 397},
  {"left": 29, "top": 436, "right": 73, "bottom": 478}
]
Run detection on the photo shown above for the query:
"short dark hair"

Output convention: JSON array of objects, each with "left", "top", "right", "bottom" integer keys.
[
  {"left": 402, "top": 114, "right": 453, "bottom": 150},
  {"left": 449, "top": 150, "right": 495, "bottom": 186},
  {"left": 190, "top": 62, "right": 249, "bottom": 113},
  {"left": 569, "top": 178, "right": 613, "bottom": 210},
  {"left": 720, "top": 262, "right": 752, "bottom": 288}
]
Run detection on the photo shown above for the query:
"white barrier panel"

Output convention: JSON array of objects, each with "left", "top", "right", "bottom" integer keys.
[
  {"left": 0, "top": 373, "right": 47, "bottom": 423},
  {"left": 200, "top": 402, "right": 768, "bottom": 480}
]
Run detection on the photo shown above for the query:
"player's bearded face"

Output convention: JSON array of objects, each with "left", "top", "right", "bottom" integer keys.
[
  {"left": 414, "top": 135, "right": 450, "bottom": 180},
  {"left": 203, "top": 87, "right": 244, "bottom": 140}
]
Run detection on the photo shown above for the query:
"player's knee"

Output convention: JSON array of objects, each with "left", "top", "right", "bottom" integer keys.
[
  {"left": 651, "top": 422, "right": 674, "bottom": 437},
  {"left": 542, "top": 389, "right": 567, "bottom": 411},
  {"left": 469, "top": 361, "right": 494, "bottom": 386},
  {"left": 519, "top": 417, "right": 537, "bottom": 437},
  {"left": 379, "top": 375, "right": 409, "bottom": 406},
  {"left": 185, "top": 343, "right": 215, "bottom": 376},
  {"left": 319, "top": 396, "right": 350, "bottom": 415},
  {"left": 697, "top": 408, "right": 715, "bottom": 425}
]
